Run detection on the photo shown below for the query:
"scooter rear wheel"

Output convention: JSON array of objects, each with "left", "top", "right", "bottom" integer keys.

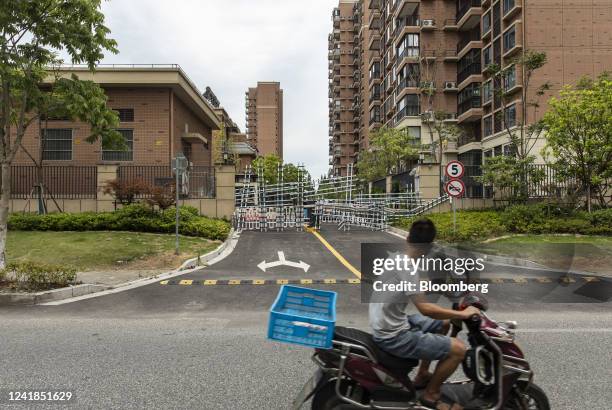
[{"left": 311, "top": 380, "right": 365, "bottom": 410}]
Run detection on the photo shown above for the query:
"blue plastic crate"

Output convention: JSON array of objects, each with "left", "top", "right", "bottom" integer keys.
[{"left": 268, "top": 285, "right": 337, "bottom": 349}]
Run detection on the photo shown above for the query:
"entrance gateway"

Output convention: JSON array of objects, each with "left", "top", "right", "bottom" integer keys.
[{"left": 233, "top": 164, "right": 449, "bottom": 232}]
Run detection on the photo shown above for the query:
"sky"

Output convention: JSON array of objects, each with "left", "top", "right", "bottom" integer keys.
[{"left": 93, "top": 0, "right": 339, "bottom": 178}]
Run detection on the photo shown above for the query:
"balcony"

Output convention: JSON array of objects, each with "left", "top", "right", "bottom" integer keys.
[
  {"left": 333, "top": 15, "right": 340, "bottom": 28},
  {"left": 369, "top": 0, "right": 381, "bottom": 10},
  {"left": 369, "top": 9, "right": 382, "bottom": 30},
  {"left": 395, "top": 104, "right": 420, "bottom": 124},
  {"left": 457, "top": 35, "right": 482, "bottom": 58},
  {"left": 457, "top": 62, "right": 482, "bottom": 85},
  {"left": 395, "top": 0, "right": 419, "bottom": 19},
  {"left": 443, "top": 19, "right": 458, "bottom": 31},
  {"left": 396, "top": 48, "right": 420, "bottom": 71},
  {"left": 368, "top": 33, "right": 381, "bottom": 51},
  {"left": 457, "top": 0, "right": 482, "bottom": 31},
  {"left": 393, "top": 15, "right": 420, "bottom": 43},
  {"left": 395, "top": 78, "right": 420, "bottom": 100},
  {"left": 502, "top": 0, "right": 522, "bottom": 21}
]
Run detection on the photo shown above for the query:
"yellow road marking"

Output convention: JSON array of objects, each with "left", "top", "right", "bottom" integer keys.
[
  {"left": 179, "top": 280, "right": 193, "bottom": 285},
  {"left": 583, "top": 276, "right": 600, "bottom": 282},
  {"left": 308, "top": 229, "right": 362, "bottom": 279},
  {"left": 253, "top": 280, "right": 266, "bottom": 285},
  {"left": 228, "top": 280, "right": 241, "bottom": 285},
  {"left": 560, "top": 276, "right": 576, "bottom": 284},
  {"left": 492, "top": 278, "right": 505, "bottom": 284},
  {"left": 159, "top": 280, "right": 169, "bottom": 285},
  {"left": 203, "top": 280, "right": 217, "bottom": 285},
  {"left": 536, "top": 277, "right": 552, "bottom": 283},
  {"left": 348, "top": 278, "right": 361, "bottom": 284},
  {"left": 300, "top": 279, "right": 313, "bottom": 285},
  {"left": 277, "top": 279, "right": 289, "bottom": 285},
  {"left": 513, "top": 278, "right": 528, "bottom": 284},
  {"left": 324, "top": 279, "right": 337, "bottom": 284}
]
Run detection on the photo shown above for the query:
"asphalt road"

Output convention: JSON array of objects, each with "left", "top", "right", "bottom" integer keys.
[{"left": 1, "top": 226, "right": 610, "bottom": 409}]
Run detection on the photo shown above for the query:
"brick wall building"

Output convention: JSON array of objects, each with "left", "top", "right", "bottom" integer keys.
[{"left": 15, "top": 65, "right": 220, "bottom": 168}]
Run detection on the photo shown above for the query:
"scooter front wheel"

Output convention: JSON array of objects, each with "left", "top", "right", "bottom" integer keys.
[{"left": 504, "top": 381, "right": 550, "bottom": 410}]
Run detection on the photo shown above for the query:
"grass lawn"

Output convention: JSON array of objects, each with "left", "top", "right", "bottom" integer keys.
[
  {"left": 466, "top": 235, "right": 612, "bottom": 275},
  {"left": 6, "top": 231, "right": 219, "bottom": 272}
]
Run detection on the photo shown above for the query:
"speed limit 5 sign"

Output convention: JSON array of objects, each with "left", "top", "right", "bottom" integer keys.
[{"left": 445, "top": 160, "right": 465, "bottom": 179}]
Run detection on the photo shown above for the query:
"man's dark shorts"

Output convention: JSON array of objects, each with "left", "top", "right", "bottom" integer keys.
[{"left": 373, "top": 314, "right": 451, "bottom": 361}]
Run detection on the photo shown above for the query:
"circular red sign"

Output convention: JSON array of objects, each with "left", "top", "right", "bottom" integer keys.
[
  {"left": 445, "top": 179, "right": 466, "bottom": 198},
  {"left": 445, "top": 160, "right": 465, "bottom": 179}
]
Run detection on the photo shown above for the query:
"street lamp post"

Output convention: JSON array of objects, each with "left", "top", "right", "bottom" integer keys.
[{"left": 172, "top": 153, "right": 188, "bottom": 256}]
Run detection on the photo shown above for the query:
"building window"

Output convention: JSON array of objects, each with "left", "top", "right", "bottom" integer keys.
[
  {"left": 484, "top": 149, "right": 493, "bottom": 161},
  {"left": 42, "top": 128, "right": 72, "bottom": 160},
  {"left": 114, "top": 108, "right": 134, "bottom": 122},
  {"left": 396, "top": 94, "right": 419, "bottom": 119},
  {"left": 503, "top": 26, "right": 516, "bottom": 52},
  {"left": 397, "top": 34, "right": 419, "bottom": 59},
  {"left": 102, "top": 129, "right": 134, "bottom": 161},
  {"left": 504, "top": 104, "right": 517, "bottom": 128},
  {"left": 494, "top": 145, "right": 503, "bottom": 156},
  {"left": 503, "top": 0, "right": 515, "bottom": 14},
  {"left": 482, "top": 11, "right": 491, "bottom": 34},
  {"left": 483, "top": 46, "right": 492, "bottom": 67},
  {"left": 369, "top": 107, "right": 381, "bottom": 124},
  {"left": 404, "top": 126, "right": 421, "bottom": 145},
  {"left": 458, "top": 83, "right": 482, "bottom": 115},
  {"left": 503, "top": 143, "right": 516, "bottom": 156},
  {"left": 483, "top": 116, "right": 493, "bottom": 137},
  {"left": 504, "top": 65, "right": 516, "bottom": 90},
  {"left": 483, "top": 80, "right": 493, "bottom": 104}
]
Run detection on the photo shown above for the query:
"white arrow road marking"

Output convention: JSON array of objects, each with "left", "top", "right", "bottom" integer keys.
[{"left": 257, "top": 251, "right": 310, "bottom": 273}]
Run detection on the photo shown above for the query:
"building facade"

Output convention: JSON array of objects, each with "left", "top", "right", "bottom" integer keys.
[
  {"left": 16, "top": 65, "right": 219, "bottom": 168},
  {"left": 245, "top": 82, "right": 284, "bottom": 159},
  {"left": 329, "top": 0, "right": 612, "bottom": 190}
]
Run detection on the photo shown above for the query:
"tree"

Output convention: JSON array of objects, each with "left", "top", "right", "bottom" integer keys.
[
  {"left": 356, "top": 126, "right": 420, "bottom": 181},
  {"left": 481, "top": 50, "right": 550, "bottom": 202},
  {"left": 542, "top": 73, "right": 612, "bottom": 211},
  {"left": 251, "top": 155, "right": 310, "bottom": 184},
  {"left": 0, "top": 0, "right": 120, "bottom": 267}
]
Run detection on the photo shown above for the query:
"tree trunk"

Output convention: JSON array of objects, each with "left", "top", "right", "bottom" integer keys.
[
  {"left": 586, "top": 184, "right": 591, "bottom": 213},
  {"left": 0, "top": 162, "right": 11, "bottom": 269}
]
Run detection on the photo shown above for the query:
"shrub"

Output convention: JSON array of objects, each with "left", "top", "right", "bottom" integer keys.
[
  {"left": 394, "top": 210, "right": 505, "bottom": 242},
  {"left": 146, "top": 183, "right": 176, "bottom": 210},
  {"left": 8, "top": 205, "right": 231, "bottom": 241},
  {"left": 1, "top": 262, "right": 77, "bottom": 290},
  {"left": 103, "top": 178, "right": 149, "bottom": 205}
]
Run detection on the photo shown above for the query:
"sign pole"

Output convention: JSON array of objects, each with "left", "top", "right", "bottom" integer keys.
[
  {"left": 452, "top": 196, "right": 456, "bottom": 235},
  {"left": 175, "top": 156, "right": 180, "bottom": 256}
]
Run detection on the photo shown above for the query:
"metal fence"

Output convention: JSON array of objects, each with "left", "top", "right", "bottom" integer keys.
[
  {"left": 10, "top": 165, "right": 97, "bottom": 199},
  {"left": 117, "top": 165, "right": 215, "bottom": 199}
]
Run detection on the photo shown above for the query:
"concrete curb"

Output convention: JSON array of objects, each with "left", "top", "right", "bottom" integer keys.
[
  {"left": 4, "top": 229, "right": 239, "bottom": 307},
  {"left": 387, "top": 226, "right": 549, "bottom": 270},
  {"left": 0, "top": 284, "right": 109, "bottom": 306}
]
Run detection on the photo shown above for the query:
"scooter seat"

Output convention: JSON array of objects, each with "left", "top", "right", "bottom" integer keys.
[{"left": 334, "top": 326, "right": 419, "bottom": 373}]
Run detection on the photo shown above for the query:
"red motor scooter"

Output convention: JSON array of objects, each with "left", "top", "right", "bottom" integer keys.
[{"left": 292, "top": 293, "right": 549, "bottom": 410}]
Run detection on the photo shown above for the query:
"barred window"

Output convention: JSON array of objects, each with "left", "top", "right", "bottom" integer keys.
[
  {"left": 102, "top": 129, "right": 133, "bottom": 161},
  {"left": 114, "top": 108, "right": 134, "bottom": 122},
  {"left": 42, "top": 129, "right": 72, "bottom": 160}
]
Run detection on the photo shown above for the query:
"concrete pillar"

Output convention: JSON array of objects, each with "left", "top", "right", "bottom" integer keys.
[
  {"left": 416, "top": 164, "right": 441, "bottom": 200},
  {"left": 96, "top": 165, "right": 118, "bottom": 212},
  {"left": 385, "top": 175, "right": 392, "bottom": 194},
  {"left": 215, "top": 164, "right": 236, "bottom": 219}
]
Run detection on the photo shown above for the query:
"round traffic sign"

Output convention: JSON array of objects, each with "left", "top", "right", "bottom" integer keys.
[
  {"left": 445, "top": 160, "right": 465, "bottom": 179},
  {"left": 445, "top": 179, "right": 466, "bottom": 198}
]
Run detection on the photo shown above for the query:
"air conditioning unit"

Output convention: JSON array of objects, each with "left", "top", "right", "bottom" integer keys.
[
  {"left": 444, "top": 81, "right": 457, "bottom": 89},
  {"left": 421, "top": 19, "right": 435, "bottom": 27}
]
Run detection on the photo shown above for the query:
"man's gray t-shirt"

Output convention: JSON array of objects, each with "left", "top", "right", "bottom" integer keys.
[{"left": 369, "top": 246, "right": 442, "bottom": 340}]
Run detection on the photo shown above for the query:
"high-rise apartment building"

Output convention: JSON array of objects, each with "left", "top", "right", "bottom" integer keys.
[
  {"left": 329, "top": 0, "right": 612, "bottom": 193},
  {"left": 245, "top": 82, "right": 284, "bottom": 159},
  {"left": 328, "top": 1, "right": 360, "bottom": 177}
]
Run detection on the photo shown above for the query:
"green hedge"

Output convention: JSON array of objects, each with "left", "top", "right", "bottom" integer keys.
[
  {"left": 8, "top": 204, "right": 231, "bottom": 241},
  {"left": 1, "top": 262, "right": 77, "bottom": 291},
  {"left": 394, "top": 205, "right": 612, "bottom": 241}
]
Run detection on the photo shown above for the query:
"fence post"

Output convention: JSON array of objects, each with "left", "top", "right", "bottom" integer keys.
[{"left": 97, "top": 165, "right": 119, "bottom": 212}]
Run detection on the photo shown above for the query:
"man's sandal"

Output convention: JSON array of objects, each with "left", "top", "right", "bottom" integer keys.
[{"left": 420, "top": 394, "right": 464, "bottom": 410}]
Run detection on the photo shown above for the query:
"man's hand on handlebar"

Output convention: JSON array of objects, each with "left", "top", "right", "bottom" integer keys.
[{"left": 459, "top": 306, "right": 481, "bottom": 319}]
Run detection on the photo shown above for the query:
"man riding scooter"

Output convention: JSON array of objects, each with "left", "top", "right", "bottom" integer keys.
[{"left": 369, "top": 219, "right": 480, "bottom": 409}]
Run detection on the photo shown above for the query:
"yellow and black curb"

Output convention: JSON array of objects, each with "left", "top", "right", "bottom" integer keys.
[{"left": 159, "top": 276, "right": 602, "bottom": 286}]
